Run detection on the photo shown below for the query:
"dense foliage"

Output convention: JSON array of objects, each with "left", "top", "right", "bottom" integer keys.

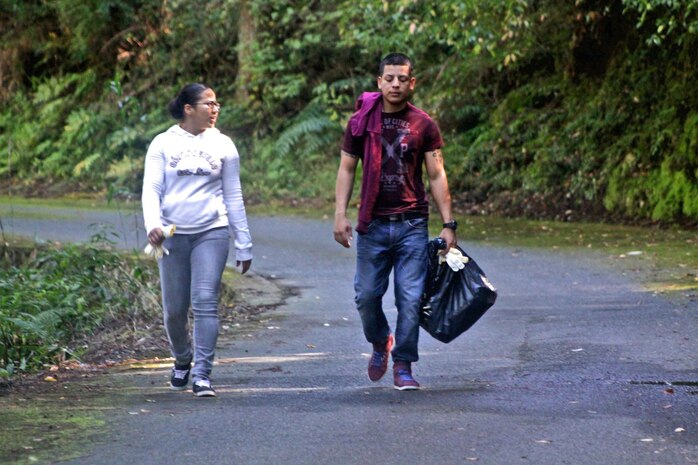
[{"left": 1, "top": 0, "right": 697, "bottom": 223}]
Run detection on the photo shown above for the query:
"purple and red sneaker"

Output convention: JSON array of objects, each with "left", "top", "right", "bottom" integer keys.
[
  {"left": 393, "top": 361, "right": 420, "bottom": 391},
  {"left": 367, "top": 334, "right": 394, "bottom": 381}
]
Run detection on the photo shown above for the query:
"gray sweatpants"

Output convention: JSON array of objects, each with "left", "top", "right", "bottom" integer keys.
[{"left": 158, "top": 227, "right": 229, "bottom": 382}]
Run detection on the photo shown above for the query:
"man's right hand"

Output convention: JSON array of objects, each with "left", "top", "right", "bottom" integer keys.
[{"left": 333, "top": 216, "right": 353, "bottom": 248}]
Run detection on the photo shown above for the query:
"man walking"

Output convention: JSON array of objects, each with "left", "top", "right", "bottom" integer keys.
[{"left": 333, "top": 52, "right": 457, "bottom": 390}]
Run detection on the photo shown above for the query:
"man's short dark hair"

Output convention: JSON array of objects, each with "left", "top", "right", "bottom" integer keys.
[{"left": 379, "top": 53, "right": 413, "bottom": 76}]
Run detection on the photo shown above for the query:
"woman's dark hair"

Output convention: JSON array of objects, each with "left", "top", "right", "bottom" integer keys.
[
  {"left": 167, "top": 83, "right": 209, "bottom": 120},
  {"left": 379, "top": 53, "right": 413, "bottom": 76}
]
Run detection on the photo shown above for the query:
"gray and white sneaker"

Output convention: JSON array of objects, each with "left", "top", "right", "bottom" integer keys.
[
  {"left": 192, "top": 379, "right": 216, "bottom": 397},
  {"left": 169, "top": 362, "right": 191, "bottom": 390}
]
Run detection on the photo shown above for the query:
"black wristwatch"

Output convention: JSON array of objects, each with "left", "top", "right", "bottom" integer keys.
[{"left": 443, "top": 220, "right": 458, "bottom": 231}]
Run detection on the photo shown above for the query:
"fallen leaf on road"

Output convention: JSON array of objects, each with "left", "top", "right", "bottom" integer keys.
[
  {"left": 674, "top": 428, "right": 686, "bottom": 433},
  {"left": 257, "top": 365, "right": 283, "bottom": 373},
  {"left": 663, "top": 387, "right": 675, "bottom": 394},
  {"left": 44, "top": 376, "right": 57, "bottom": 382}
]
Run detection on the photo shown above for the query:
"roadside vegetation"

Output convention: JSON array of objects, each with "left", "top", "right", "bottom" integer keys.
[
  {"left": 0, "top": 225, "right": 253, "bottom": 384},
  {"left": 0, "top": 229, "right": 161, "bottom": 381},
  {"left": 1, "top": 1, "right": 697, "bottom": 225}
]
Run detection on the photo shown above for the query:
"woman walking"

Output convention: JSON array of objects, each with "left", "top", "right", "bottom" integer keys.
[{"left": 142, "top": 83, "right": 252, "bottom": 397}]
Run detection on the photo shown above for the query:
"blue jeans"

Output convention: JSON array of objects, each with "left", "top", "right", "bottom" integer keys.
[
  {"left": 354, "top": 217, "right": 428, "bottom": 363},
  {"left": 159, "top": 227, "right": 229, "bottom": 382}
]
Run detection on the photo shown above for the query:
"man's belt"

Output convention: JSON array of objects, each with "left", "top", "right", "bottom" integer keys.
[{"left": 374, "top": 212, "right": 427, "bottom": 222}]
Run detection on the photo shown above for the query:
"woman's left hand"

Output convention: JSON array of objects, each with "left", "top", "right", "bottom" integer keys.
[{"left": 237, "top": 259, "right": 252, "bottom": 275}]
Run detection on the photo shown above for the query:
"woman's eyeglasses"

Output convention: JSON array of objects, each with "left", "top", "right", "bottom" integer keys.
[{"left": 196, "top": 101, "right": 221, "bottom": 110}]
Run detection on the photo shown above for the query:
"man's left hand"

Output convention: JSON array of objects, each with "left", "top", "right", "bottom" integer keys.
[{"left": 439, "top": 228, "right": 457, "bottom": 254}]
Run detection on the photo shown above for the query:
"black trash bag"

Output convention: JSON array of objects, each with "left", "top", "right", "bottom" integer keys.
[{"left": 419, "top": 239, "right": 497, "bottom": 343}]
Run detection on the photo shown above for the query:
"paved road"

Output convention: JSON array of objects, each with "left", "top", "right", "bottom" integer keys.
[{"left": 3, "top": 204, "right": 697, "bottom": 465}]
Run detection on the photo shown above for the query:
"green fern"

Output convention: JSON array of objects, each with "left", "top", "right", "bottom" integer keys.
[
  {"left": 274, "top": 106, "right": 341, "bottom": 158},
  {"left": 8, "top": 309, "right": 63, "bottom": 343}
]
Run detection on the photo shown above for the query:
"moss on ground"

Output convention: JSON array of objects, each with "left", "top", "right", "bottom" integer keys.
[{"left": 0, "top": 371, "right": 114, "bottom": 465}]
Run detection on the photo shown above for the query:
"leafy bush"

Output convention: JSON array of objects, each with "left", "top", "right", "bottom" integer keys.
[{"left": 0, "top": 231, "right": 160, "bottom": 378}]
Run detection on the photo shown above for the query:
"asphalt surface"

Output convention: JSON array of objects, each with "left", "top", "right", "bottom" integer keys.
[{"left": 2, "top": 204, "right": 696, "bottom": 465}]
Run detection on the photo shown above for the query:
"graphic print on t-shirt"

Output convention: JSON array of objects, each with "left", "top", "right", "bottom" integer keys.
[
  {"left": 169, "top": 148, "right": 220, "bottom": 177},
  {"left": 380, "top": 118, "right": 412, "bottom": 194},
  {"left": 381, "top": 129, "right": 409, "bottom": 176}
]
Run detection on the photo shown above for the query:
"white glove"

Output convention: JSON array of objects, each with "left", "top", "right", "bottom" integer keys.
[
  {"left": 144, "top": 224, "right": 176, "bottom": 259},
  {"left": 439, "top": 247, "right": 469, "bottom": 272}
]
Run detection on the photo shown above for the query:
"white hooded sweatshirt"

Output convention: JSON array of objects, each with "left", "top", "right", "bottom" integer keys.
[{"left": 142, "top": 124, "right": 252, "bottom": 261}]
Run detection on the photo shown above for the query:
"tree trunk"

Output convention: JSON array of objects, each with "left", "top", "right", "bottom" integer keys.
[{"left": 235, "top": 0, "right": 255, "bottom": 103}]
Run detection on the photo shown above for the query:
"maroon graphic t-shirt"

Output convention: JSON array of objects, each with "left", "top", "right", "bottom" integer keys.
[{"left": 342, "top": 106, "right": 443, "bottom": 216}]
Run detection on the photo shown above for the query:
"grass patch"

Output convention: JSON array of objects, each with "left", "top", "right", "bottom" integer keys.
[
  {"left": 0, "top": 206, "right": 81, "bottom": 221},
  {"left": 2, "top": 193, "right": 693, "bottom": 296},
  {"left": 3, "top": 190, "right": 694, "bottom": 292},
  {"left": 245, "top": 197, "right": 697, "bottom": 296},
  {"left": 449, "top": 215, "right": 698, "bottom": 297},
  {"left": 0, "top": 195, "right": 136, "bottom": 212},
  {"left": 246, "top": 198, "right": 334, "bottom": 219}
]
